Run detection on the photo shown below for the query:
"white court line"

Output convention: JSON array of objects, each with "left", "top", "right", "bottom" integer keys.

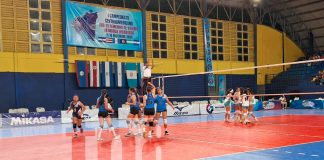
[{"left": 197, "top": 140, "right": 324, "bottom": 160}]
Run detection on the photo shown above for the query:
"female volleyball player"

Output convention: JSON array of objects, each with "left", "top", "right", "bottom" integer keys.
[
  {"left": 241, "top": 89, "right": 250, "bottom": 124},
  {"left": 143, "top": 82, "right": 156, "bottom": 138},
  {"left": 66, "top": 95, "right": 86, "bottom": 138},
  {"left": 233, "top": 87, "right": 242, "bottom": 122},
  {"left": 247, "top": 88, "right": 258, "bottom": 122},
  {"left": 96, "top": 89, "right": 120, "bottom": 141},
  {"left": 224, "top": 88, "right": 234, "bottom": 122},
  {"left": 154, "top": 87, "right": 174, "bottom": 135},
  {"left": 125, "top": 88, "right": 141, "bottom": 137}
]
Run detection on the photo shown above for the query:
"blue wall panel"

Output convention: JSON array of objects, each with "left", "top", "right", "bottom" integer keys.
[
  {"left": 226, "top": 75, "right": 257, "bottom": 92},
  {"left": 0, "top": 73, "right": 16, "bottom": 112},
  {"left": 0, "top": 72, "right": 256, "bottom": 113}
]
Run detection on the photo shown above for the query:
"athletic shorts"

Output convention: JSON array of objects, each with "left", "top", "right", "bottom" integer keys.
[
  {"left": 130, "top": 107, "right": 139, "bottom": 115},
  {"left": 224, "top": 101, "right": 231, "bottom": 107},
  {"left": 98, "top": 111, "right": 109, "bottom": 118},
  {"left": 144, "top": 108, "right": 155, "bottom": 116},
  {"left": 156, "top": 109, "right": 167, "bottom": 113},
  {"left": 242, "top": 105, "right": 249, "bottom": 109},
  {"left": 72, "top": 113, "right": 82, "bottom": 119}
]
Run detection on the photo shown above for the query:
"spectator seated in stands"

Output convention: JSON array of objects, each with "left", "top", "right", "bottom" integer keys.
[{"left": 311, "top": 70, "right": 324, "bottom": 85}]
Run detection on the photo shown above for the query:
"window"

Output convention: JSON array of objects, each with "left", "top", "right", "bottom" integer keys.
[
  {"left": 237, "top": 23, "right": 249, "bottom": 61},
  {"left": 29, "top": 0, "right": 53, "bottom": 53},
  {"left": 183, "top": 17, "right": 199, "bottom": 60},
  {"left": 76, "top": 47, "right": 96, "bottom": 55},
  {"left": 118, "top": 50, "right": 135, "bottom": 57},
  {"left": 151, "top": 13, "right": 168, "bottom": 59},
  {"left": 210, "top": 20, "right": 224, "bottom": 60}
]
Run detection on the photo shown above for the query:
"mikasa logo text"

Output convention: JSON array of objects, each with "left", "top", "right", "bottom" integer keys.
[{"left": 10, "top": 116, "right": 54, "bottom": 126}]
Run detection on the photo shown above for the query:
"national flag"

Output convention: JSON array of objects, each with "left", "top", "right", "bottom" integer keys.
[
  {"left": 98, "top": 37, "right": 115, "bottom": 43},
  {"left": 126, "top": 63, "right": 137, "bottom": 88},
  {"left": 118, "top": 39, "right": 127, "bottom": 44},
  {"left": 90, "top": 61, "right": 100, "bottom": 87},
  {"left": 75, "top": 61, "right": 89, "bottom": 88},
  {"left": 114, "top": 62, "right": 126, "bottom": 87},
  {"left": 100, "top": 62, "right": 114, "bottom": 87},
  {"left": 137, "top": 63, "right": 144, "bottom": 87}
]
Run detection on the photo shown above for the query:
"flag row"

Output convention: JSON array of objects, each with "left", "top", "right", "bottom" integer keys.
[{"left": 75, "top": 61, "right": 144, "bottom": 88}]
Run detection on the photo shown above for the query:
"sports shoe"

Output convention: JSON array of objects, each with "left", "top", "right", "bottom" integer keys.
[
  {"left": 125, "top": 132, "right": 132, "bottom": 137},
  {"left": 114, "top": 135, "right": 120, "bottom": 140},
  {"left": 97, "top": 138, "right": 103, "bottom": 141},
  {"left": 143, "top": 131, "right": 147, "bottom": 138},
  {"left": 165, "top": 131, "right": 169, "bottom": 135},
  {"left": 73, "top": 133, "right": 78, "bottom": 138},
  {"left": 148, "top": 133, "right": 152, "bottom": 138},
  {"left": 80, "top": 128, "right": 84, "bottom": 134}
]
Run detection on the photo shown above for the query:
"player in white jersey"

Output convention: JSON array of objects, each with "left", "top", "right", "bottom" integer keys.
[
  {"left": 241, "top": 89, "right": 250, "bottom": 124},
  {"left": 247, "top": 88, "right": 258, "bottom": 122},
  {"left": 233, "top": 87, "right": 242, "bottom": 122}
]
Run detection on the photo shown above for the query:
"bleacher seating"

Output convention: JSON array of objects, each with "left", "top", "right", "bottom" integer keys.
[{"left": 266, "top": 61, "right": 324, "bottom": 97}]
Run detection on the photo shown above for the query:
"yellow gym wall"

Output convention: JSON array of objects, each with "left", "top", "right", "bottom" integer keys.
[
  {"left": 0, "top": 1, "right": 254, "bottom": 75},
  {"left": 257, "top": 25, "right": 305, "bottom": 85}
]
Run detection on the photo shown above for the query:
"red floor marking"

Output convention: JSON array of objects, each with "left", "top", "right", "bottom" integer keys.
[{"left": 1, "top": 115, "right": 324, "bottom": 160}]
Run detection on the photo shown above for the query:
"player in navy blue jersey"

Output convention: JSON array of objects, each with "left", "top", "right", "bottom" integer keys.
[
  {"left": 142, "top": 82, "right": 156, "bottom": 138},
  {"left": 96, "top": 89, "right": 120, "bottom": 141},
  {"left": 125, "top": 88, "right": 141, "bottom": 137},
  {"left": 67, "top": 95, "right": 86, "bottom": 138},
  {"left": 154, "top": 87, "right": 174, "bottom": 135}
]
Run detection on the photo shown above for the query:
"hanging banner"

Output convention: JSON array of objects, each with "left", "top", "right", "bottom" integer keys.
[
  {"left": 218, "top": 75, "right": 226, "bottom": 99},
  {"left": 65, "top": 1, "right": 143, "bottom": 51},
  {"left": 203, "top": 18, "right": 215, "bottom": 87}
]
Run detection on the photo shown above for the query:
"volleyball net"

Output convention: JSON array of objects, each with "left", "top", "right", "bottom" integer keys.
[{"left": 151, "top": 58, "right": 324, "bottom": 107}]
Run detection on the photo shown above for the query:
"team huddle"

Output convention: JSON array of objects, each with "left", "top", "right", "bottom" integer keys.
[
  {"left": 224, "top": 87, "right": 258, "bottom": 124},
  {"left": 125, "top": 82, "right": 174, "bottom": 138}
]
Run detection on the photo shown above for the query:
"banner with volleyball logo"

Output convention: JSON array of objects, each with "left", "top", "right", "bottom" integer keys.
[{"left": 65, "top": 1, "right": 143, "bottom": 51}]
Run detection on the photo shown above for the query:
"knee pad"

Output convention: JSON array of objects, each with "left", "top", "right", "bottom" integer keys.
[
  {"left": 126, "top": 120, "right": 131, "bottom": 125},
  {"left": 149, "top": 121, "right": 154, "bottom": 127},
  {"left": 73, "top": 124, "right": 77, "bottom": 129},
  {"left": 143, "top": 121, "right": 147, "bottom": 125},
  {"left": 78, "top": 125, "right": 82, "bottom": 128},
  {"left": 163, "top": 119, "right": 167, "bottom": 124}
]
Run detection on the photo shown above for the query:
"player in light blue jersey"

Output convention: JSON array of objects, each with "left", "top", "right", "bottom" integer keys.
[{"left": 154, "top": 87, "right": 174, "bottom": 135}]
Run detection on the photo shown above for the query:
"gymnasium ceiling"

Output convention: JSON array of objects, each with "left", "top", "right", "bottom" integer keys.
[{"left": 76, "top": 0, "right": 324, "bottom": 52}]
